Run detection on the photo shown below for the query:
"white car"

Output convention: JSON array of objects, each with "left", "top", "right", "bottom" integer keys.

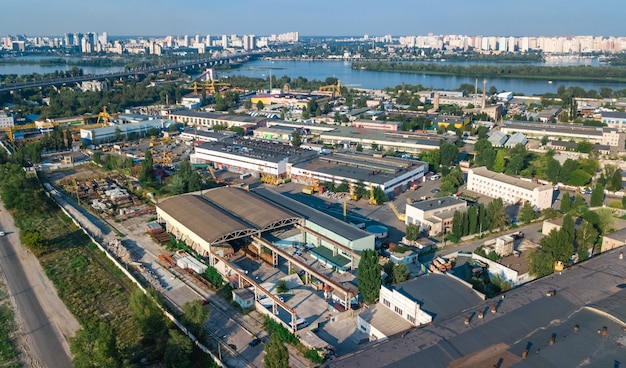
[{"left": 0, "top": 231, "right": 5, "bottom": 236}]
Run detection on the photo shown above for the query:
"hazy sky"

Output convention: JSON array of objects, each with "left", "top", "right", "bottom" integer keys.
[{"left": 2, "top": 0, "right": 623, "bottom": 37}]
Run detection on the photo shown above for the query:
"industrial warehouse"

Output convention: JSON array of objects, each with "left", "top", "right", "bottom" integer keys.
[
  {"left": 155, "top": 186, "right": 375, "bottom": 332},
  {"left": 190, "top": 136, "right": 428, "bottom": 196}
]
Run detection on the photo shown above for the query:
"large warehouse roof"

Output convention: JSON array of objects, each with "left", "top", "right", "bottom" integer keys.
[{"left": 157, "top": 187, "right": 301, "bottom": 245}]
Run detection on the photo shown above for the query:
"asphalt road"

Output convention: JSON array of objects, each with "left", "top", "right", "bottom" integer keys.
[{"left": 0, "top": 216, "right": 72, "bottom": 367}]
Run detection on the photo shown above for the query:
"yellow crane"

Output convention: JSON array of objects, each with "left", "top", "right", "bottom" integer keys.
[
  {"left": 96, "top": 106, "right": 114, "bottom": 126},
  {"left": 319, "top": 80, "right": 344, "bottom": 98}
]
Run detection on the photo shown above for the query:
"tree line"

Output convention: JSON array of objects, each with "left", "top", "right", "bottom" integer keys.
[
  {"left": 449, "top": 198, "right": 508, "bottom": 242},
  {"left": 352, "top": 61, "right": 626, "bottom": 83}
]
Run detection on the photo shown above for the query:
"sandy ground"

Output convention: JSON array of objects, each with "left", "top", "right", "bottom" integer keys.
[{"left": 0, "top": 197, "right": 80, "bottom": 366}]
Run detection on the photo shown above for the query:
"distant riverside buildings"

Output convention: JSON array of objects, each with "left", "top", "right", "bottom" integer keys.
[
  {"left": 2, "top": 32, "right": 625, "bottom": 54},
  {"left": 0, "top": 31, "right": 295, "bottom": 54}
]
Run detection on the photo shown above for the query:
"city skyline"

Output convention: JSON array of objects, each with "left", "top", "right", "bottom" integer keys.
[{"left": 3, "top": 0, "right": 625, "bottom": 38}]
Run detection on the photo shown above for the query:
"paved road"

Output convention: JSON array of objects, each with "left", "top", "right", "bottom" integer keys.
[{"left": 0, "top": 206, "right": 73, "bottom": 367}]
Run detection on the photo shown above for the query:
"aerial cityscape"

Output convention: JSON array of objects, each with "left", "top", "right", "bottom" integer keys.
[{"left": 2, "top": 2, "right": 626, "bottom": 368}]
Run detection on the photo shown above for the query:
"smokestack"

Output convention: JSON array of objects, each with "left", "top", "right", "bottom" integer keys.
[{"left": 482, "top": 79, "right": 487, "bottom": 109}]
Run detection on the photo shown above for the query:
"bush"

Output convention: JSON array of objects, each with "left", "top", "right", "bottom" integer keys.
[
  {"left": 262, "top": 316, "right": 299, "bottom": 345},
  {"left": 203, "top": 266, "right": 223, "bottom": 287},
  {"left": 276, "top": 280, "right": 288, "bottom": 293},
  {"left": 304, "top": 349, "right": 324, "bottom": 364}
]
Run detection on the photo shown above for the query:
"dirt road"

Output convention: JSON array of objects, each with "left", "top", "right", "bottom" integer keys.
[{"left": 0, "top": 200, "right": 80, "bottom": 367}]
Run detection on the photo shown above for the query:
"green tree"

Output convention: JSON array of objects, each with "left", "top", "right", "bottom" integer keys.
[
  {"left": 440, "top": 166, "right": 464, "bottom": 194},
  {"left": 560, "top": 194, "right": 571, "bottom": 213},
  {"left": 451, "top": 211, "right": 463, "bottom": 240},
  {"left": 493, "top": 149, "right": 506, "bottom": 173},
  {"left": 92, "top": 151, "right": 102, "bottom": 165},
  {"left": 70, "top": 323, "right": 121, "bottom": 368},
  {"left": 140, "top": 149, "right": 155, "bottom": 183},
  {"left": 354, "top": 180, "right": 367, "bottom": 199},
  {"left": 130, "top": 289, "right": 166, "bottom": 342},
  {"left": 540, "top": 228, "right": 574, "bottom": 263},
  {"left": 576, "top": 141, "right": 594, "bottom": 153},
  {"left": 276, "top": 279, "right": 288, "bottom": 294},
  {"left": 610, "top": 169, "right": 623, "bottom": 192},
  {"left": 572, "top": 194, "right": 586, "bottom": 213},
  {"left": 541, "top": 136, "right": 549, "bottom": 146},
  {"left": 486, "top": 198, "right": 507, "bottom": 230},
  {"left": 188, "top": 172, "right": 201, "bottom": 192},
  {"left": 561, "top": 215, "right": 576, "bottom": 245},
  {"left": 590, "top": 184, "right": 605, "bottom": 207},
  {"left": 467, "top": 206, "right": 478, "bottom": 234},
  {"left": 504, "top": 153, "right": 523, "bottom": 175},
  {"left": 405, "top": 223, "right": 420, "bottom": 241},
  {"left": 256, "top": 100, "right": 265, "bottom": 111},
  {"left": 519, "top": 202, "right": 536, "bottom": 225},
  {"left": 22, "top": 230, "right": 49, "bottom": 256},
  {"left": 355, "top": 143, "right": 363, "bottom": 152},
  {"left": 576, "top": 220, "right": 598, "bottom": 259},
  {"left": 439, "top": 141, "right": 459, "bottom": 167},
  {"left": 291, "top": 131, "right": 302, "bottom": 147},
  {"left": 393, "top": 263, "right": 410, "bottom": 284},
  {"left": 163, "top": 329, "right": 192, "bottom": 368},
  {"left": 264, "top": 334, "right": 290, "bottom": 368},
  {"left": 567, "top": 169, "right": 591, "bottom": 186},
  {"left": 529, "top": 248, "right": 555, "bottom": 278},
  {"left": 302, "top": 109, "right": 310, "bottom": 119},
  {"left": 244, "top": 99, "right": 252, "bottom": 110},
  {"left": 547, "top": 158, "right": 561, "bottom": 184},
  {"left": 357, "top": 249, "right": 381, "bottom": 304},
  {"left": 382, "top": 260, "right": 394, "bottom": 284},
  {"left": 182, "top": 300, "right": 210, "bottom": 338}
]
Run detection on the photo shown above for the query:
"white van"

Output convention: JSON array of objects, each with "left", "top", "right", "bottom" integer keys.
[
  {"left": 292, "top": 318, "right": 309, "bottom": 330},
  {"left": 430, "top": 174, "right": 441, "bottom": 181}
]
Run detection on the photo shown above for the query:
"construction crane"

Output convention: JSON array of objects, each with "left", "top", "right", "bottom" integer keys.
[
  {"left": 319, "top": 80, "right": 360, "bottom": 99},
  {"left": 96, "top": 106, "right": 115, "bottom": 126},
  {"left": 320, "top": 80, "right": 344, "bottom": 98}
]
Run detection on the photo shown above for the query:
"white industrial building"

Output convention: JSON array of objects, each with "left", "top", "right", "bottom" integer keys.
[
  {"left": 500, "top": 120, "right": 623, "bottom": 148},
  {"left": 405, "top": 196, "right": 467, "bottom": 236},
  {"left": 467, "top": 167, "right": 553, "bottom": 210},
  {"left": 358, "top": 285, "right": 432, "bottom": 341},
  {"left": 191, "top": 137, "right": 318, "bottom": 178},
  {"left": 291, "top": 151, "right": 428, "bottom": 196},
  {"left": 0, "top": 112, "right": 15, "bottom": 129},
  {"left": 168, "top": 110, "right": 269, "bottom": 129},
  {"left": 80, "top": 119, "right": 171, "bottom": 145}
]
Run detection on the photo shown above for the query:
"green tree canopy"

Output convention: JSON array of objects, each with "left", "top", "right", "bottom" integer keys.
[
  {"left": 163, "top": 329, "right": 192, "bottom": 368},
  {"left": 182, "top": 300, "right": 210, "bottom": 338},
  {"left": 590, "top": 184, "right": 605, "bottom": 207},
  {"left": 264, "top": 334, "right": 290, "bottom": 368},
  {"left": 493, "top": 149, "right": 506, "bottom": 173},
  {"left": 357, "top": 249, "right": 381, "bottom": 304},
  {"left": 70, "top": 323, "right": 121, "bottom": 368}
]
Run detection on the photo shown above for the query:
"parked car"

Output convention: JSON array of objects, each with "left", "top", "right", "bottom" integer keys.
[{"left": 248, "top": 337, "right": 261, "bottom": 347}]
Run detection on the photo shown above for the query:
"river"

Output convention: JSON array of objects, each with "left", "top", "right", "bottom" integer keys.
[
  {"left": 3, "top": 55, "right": 625, "bottom": 96},
  {"left": 0, "top": 56, "right": 124, "bottom": 76},
  {"left": 224, "top": 59, "right": 626, "bottom": 96}
]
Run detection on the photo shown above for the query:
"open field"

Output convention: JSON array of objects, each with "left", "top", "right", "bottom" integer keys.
[
  {"left": 0, "top": 276, "right": 19, "bottom": 367},
  {"left": 17, "top": 170, "right": 144, "bottom": 354}
]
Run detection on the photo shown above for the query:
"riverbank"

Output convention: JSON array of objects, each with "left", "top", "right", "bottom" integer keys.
[{"left": 351, "top": 61, "right": 626, "bottom": 83}]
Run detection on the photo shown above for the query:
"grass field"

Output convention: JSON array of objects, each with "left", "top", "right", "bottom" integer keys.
[
  {"left": 12, "top": 181, "right": 143, "bottom": 355},
  {"left": 0, "top": 277, "right": 20, "bottom": 367}
]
